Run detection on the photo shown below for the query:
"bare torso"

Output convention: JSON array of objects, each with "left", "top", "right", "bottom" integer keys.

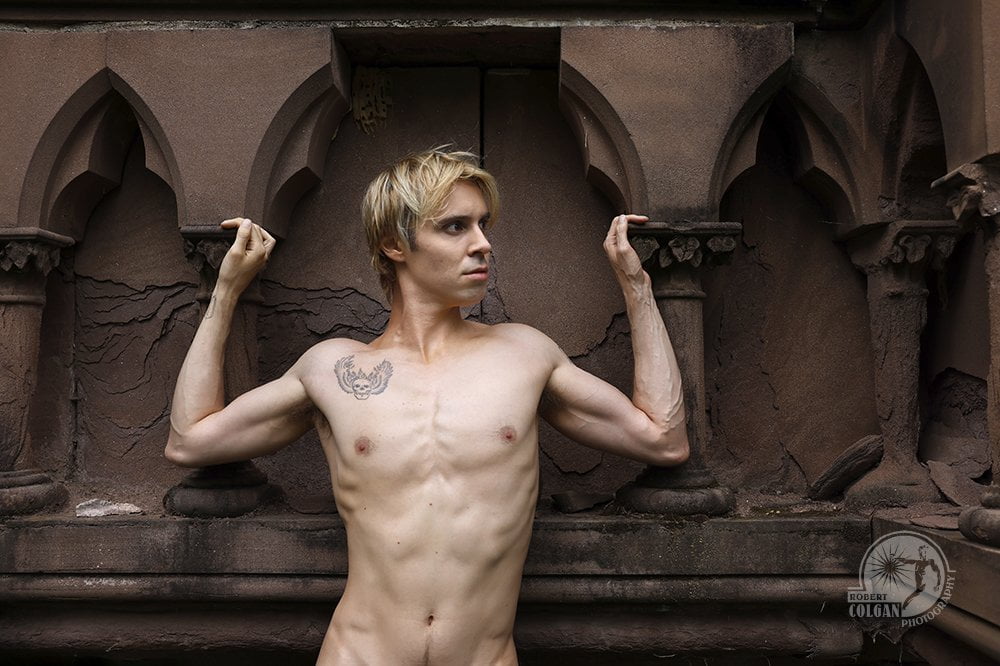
[{"left": 304, "top": 323, "right": 549, "bottom": 666}]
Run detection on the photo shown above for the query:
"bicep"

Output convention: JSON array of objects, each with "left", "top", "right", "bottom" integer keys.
[
  {"left": 168, "top": 371, "right": 314, "bottom": 467},
  {"left": 541, "top": 358, "right": 673, "bottom": 465}
]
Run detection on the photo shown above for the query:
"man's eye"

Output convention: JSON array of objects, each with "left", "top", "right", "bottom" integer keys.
[
  {"left": 447, "top": 222, "right": 464, "bottom": 232},
  {"left": 478, "top": 219, "right": 488, "bottom": 230}
]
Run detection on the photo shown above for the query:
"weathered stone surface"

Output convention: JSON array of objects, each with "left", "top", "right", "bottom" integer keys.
[
  {"left": 704, "top": 114, "right": 879, "bottom": 492},
  {"left": 928, "top": 460, "right": 989, "bottom": 508},
  {"left": 908, "top": 514, "right": 960, "bottom": 531},
  {"left": 106, "top": 28, "right": 347, "bottom": 233},
  {"left": 897, "top": 0, "right": 1000, "bottom": 171},
  {"left": 923, "top": 233, "right": 990, "bottom": 385},
  {"left": 560, "top": 23, "right": 792, "bottom": 221},
  {"left": 0, "top": 32, "right": 108, "bottom": 233},
  {"left": 807, "top": 435, "right": 883, "bottom": 500},
  {"left": 72, "top": 139, "right": 196, "bottom": 491},
  {"left": 550, "top": 491, "right": 612, "bottom": 513},
  {"left": 0, "top": 513, "right": 868, "bottom": 576}
]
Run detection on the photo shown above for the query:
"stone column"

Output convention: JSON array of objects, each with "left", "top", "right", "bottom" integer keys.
[
  {"left": 163, "top": 229, "right": 271, "bottom": 518},
  {"left": 0, "top": 230, "right": 71, "bottom": 515},
  {"left": 934, "top": 163, "right": 1000, "bottom": 546},
  {"left": 616, "top": 222, "right": 740, "bottom": 515},
  {"left": 844, "top": 222, "right": 957, "bottom": 508}
]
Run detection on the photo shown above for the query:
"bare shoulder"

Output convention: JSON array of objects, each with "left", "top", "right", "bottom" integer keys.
[
  {"left": 486, "top": 322, "right": 564, "bottom": 361},
  {"left": 292, "top": 337, "right": 369, "bottom": 374}
]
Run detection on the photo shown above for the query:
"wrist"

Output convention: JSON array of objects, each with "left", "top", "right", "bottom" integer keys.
[
  {"left": 209, "top": 284, "right": 241, "bottom": 310},
  {"left": 620, "top": 271, "right": 653, "bottom": 302}
]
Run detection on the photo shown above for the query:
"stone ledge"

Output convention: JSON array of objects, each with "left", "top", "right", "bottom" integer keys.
[
  {"left": 872, "top": 518, "right": 1000, "bottom": 631},
  {"left": 0, "top": 513, "right": 870, "bottom": 576}
]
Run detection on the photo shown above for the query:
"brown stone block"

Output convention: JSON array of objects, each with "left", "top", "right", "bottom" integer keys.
[
  {"left": 0, "top": 32, "right": 108, "bottom": 232},
  {"left": 897, "top": 0, "right": 1000, "bottom": 171},
  {"left": 560, "top": 23, "right": 792, "bottom": 221},
  {"left": 106, "top": 28, "right": 347, "bottom": 232}
]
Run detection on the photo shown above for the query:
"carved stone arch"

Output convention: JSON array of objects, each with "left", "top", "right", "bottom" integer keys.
[
  {"left": 877, "top": 46, "right": 948, "bottom": 220},
  {"left": 16, "top": 70, "right": 132, "bottom": 240},
  {"left": 776, "top": 84, "right": 863, "bottom": 226},
  {"left": 558, "top": 61, "right": 646, "bottom": 214},
  {"left": 245, "top": 53, "right": 351, "bottom": 239},
  {"left": 106, "top": 70, "right": 181, "bottom": 216},
  {"left": 711, "top": 61, "right": 793, "bottom": 213}
]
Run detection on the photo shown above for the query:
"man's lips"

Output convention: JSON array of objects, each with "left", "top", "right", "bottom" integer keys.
[{"left": 464, "top": 267, "right": 489, "bottom": 279}]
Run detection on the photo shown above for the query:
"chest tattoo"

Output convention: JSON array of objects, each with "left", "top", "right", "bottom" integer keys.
[{"left": 335, "top": 355, "right": 393, "bottom": 400}]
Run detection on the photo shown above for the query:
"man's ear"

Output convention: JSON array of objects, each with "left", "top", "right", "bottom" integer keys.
[{"left": 380, "top": 236, "right": 406, "bottom": 264}]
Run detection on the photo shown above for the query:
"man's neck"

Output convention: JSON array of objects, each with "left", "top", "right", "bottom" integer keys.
[{"left": 376, "top": 291, "right": 474, "bottom": 362}]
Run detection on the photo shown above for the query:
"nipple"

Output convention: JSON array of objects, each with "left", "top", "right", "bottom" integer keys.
[
  {"left": 499, "top": 426, "right": 517, "bottom": 443},
  {"left": 354, "top": 436, "right": 373, "bottom": 455}
]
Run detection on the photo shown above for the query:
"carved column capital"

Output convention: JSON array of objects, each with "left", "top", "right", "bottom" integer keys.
[
  {"left": 0, "top": 229, "right": 74, "bottom": 306},
  {"left": 932, "top": 161, "right": 1000, "bottom": 226},
  {"left": 0, "top": 228, "right": 73, "bottom": 275},
  {"left": 845, "top": 220, "right": 960, "bottom": 278},
  {"left": 629, "top": 222, "right": 742, "bottom": 271}
]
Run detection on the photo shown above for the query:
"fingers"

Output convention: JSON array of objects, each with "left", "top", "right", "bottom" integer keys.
[
  {"left": 249, "top": 221, "right": 264, "bottom": 253},
  {"left": 221, "top": 217, "right": 276, "bottom": 260},
  {"left": 616, "top": 213, "right": 629, "bottom": 249},
  {"left": 260, "top": 227, "right": 276, "bottom": 260},
  {"left": 232, "top": 218, "right": 252, "bottom": 253}
]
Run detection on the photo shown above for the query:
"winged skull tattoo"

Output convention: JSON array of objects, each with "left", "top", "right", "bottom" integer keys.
[{"left": 335, "top": 355, "right": 393, "bottom": 400}]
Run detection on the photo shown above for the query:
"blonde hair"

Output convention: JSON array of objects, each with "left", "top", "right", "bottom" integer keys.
[{"left": 362, "top": 149, "right": 500, "bottom": 301}]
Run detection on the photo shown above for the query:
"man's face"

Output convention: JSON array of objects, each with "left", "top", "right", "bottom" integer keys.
[{"left": 395, "top": 180, "right": 492, "bottom": 308}]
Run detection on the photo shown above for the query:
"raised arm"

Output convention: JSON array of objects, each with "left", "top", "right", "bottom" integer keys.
[
  {"left": 165, "top": 218, "right": 313, "bottom": 468},
  {"left": 539, "top": 214, "right": 689, "bottom": 467}
]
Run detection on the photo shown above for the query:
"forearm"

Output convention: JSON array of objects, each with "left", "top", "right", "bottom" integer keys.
[
  {"left": 622, "top": 275, "right": 685, "bottom": 430},
  {"left": 169, "top": 287, "right": 240, "bottom": 434}
]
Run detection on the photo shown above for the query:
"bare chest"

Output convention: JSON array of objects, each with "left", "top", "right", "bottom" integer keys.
[{"left": 303, "top": 349, "right": 547, "bottom": 481}]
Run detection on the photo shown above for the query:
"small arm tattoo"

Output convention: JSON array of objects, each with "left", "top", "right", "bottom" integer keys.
[{"left": 335, "top": 355, "right": 393, "bottom": 400}]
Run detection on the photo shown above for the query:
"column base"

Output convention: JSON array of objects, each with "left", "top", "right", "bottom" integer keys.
[
  {"left": 164, "top": 461, "right": 271, "bottom": 518},
  {"left": 844, "top": 459, "right": 941, "bottom": 509},
  {"left": 617, "top": 482, "right": 734, "bottom": 516},
  {"left": 0, "top": 469, "right": 67, "bottom": 516},
  {"left": 958, "top": 485, "right": 1000, "bottom": 547}
]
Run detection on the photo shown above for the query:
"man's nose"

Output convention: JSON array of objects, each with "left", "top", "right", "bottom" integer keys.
[{"left": 470, "top": 225, "right": 491, "bottom": 256}]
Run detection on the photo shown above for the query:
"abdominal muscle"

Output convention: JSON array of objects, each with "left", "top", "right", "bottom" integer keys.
[{"left": 316, "top": 430, "right": 539, "bottom": 666}]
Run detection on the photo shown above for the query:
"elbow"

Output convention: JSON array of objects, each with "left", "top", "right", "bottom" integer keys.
[
  {"left": 164, "top": 429, "right": 200, "bottom": 468},
  {"left": 650, "top": 424, "right": 690, "bottom": 467}
]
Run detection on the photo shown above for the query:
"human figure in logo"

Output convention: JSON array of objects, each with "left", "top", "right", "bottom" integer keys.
[
  {"left": 899, "top": 544, "right": 942, "bottom": 611},
  {"left": 165, "top": 150, "right": 690, "bottom": 665}
]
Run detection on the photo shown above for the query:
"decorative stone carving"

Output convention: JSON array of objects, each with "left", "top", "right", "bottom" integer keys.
[
  {"left": 0, "top": 230, "right": 73, "bottom": 515},
  {"left": 616, "top": 222, "right": 740, "bottom": 516},
  {"left": 934, "top": 161, "right": 1000, "bottom": 546},
  {"left": 163, "top": 228, "right": 270, "bottom": 518},
  {"left": 843, "top": 220, "right": 959, "bottom": 508},
  {"left": 559, "top": 24, "right": 792, "bottom": 222},
  {"left": 106, "top": 29, "right": 350, "bottom": 239}
]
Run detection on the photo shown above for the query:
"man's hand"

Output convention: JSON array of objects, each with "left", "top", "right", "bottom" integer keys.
[
  {"left": 217, "top": 217, "right": 275, "bottom": 295},
  {"left": 603, "top": 214, "right": 650, "bottom": 287}
]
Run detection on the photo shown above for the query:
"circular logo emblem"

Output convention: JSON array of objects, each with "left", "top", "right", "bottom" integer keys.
[{"left": 848, "top": 530, "right": 954, "bottom": 626}]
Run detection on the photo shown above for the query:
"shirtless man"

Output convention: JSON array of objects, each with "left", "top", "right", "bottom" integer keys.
[{"left": 165, "top": 150, "right": 689, "bottom": 665}]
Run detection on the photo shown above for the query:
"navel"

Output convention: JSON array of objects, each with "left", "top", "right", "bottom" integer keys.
[
  {"left": 354, "top": 436, "right": 373, "bottom": 455},
  {"left": 499, "top": 426, "right": 517, "bottom": 443},
  {"left": 426, "top": 614, "right": 434, "bottom": 626}
]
